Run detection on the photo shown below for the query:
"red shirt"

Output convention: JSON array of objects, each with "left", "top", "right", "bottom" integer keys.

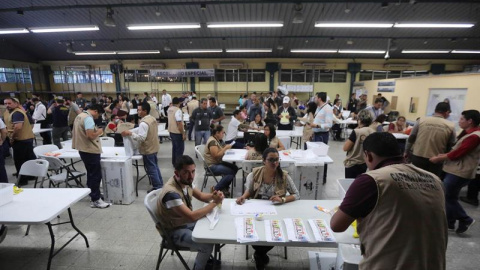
[{"left": 447, "top": 127, "right": 480, "bottom": 160}]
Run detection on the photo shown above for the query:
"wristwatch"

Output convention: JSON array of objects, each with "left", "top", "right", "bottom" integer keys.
[{"left": 281, "top": 197, "right": 286, "bottom": 204}]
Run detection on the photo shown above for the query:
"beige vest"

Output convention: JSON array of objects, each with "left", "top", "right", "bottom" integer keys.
[
  {"left": 116, "top": 122, "right": 135, "bottom": 134},
  {"left": 167, "top": 106, "right": 181, "bottom": 134},
  {"left": 443, "top": 131, "right": 480, "bottom": 179},
  {"left": 390, "top": 121, "right": 406, "bottom": 133},
  {"left": 251, "top": 166, "right": 287, "bottom": 199},
  {"left": 139, "top": 115, "right": 159, "bottom": 155},
  {"left": 187, "top": 100, "right": 199, "bottom": 115},
  {"left": 68, "top": 105, "right": 79, "bottom": 126},
  {"left": 299, "top": 113, "right": 314, "bottom": 142},
  {"left": 344, "top": 127, "right": 374, "bottom": 168},
  {"left": 245, "top": 149, "right": 263, "bottom": 160},
  {"left": 204, "top": 136, "right": 223, "bottom": 165},
  {"left": 413, "top": 116, "right": 455, "bottom": 158},
  {"left": 359, "top": 164, "right": 447, "bottom": 270},
  {"left": 269, "top": 136, "right": 280, "bottom": 149},
  {"left": 72, "top": 112, "right": 102, "bottom": 154},
  {"left": 148, "top": 101, "right": 160, "bottom": 119},
  {"left": 3, "top": 108, "right": 34, "bottom": 141},
  {"left": 156, "top": 177, "right": 194, "bottom": 233},
  {"left": 368, "top": 122, "right": 382, "bottom": 132}
]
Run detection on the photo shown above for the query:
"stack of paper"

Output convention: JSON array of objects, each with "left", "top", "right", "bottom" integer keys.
[
  {"left": 264, "top": 220, "right": 286, "bottom": 242},
  {"left": 283, "top": 218, "right": 310, "bottom": 242},
  {"left": 235, "top": 217, "right": 259, "bottom": 243},
  {"left": 308, "top": 219, "right": 336, "bottom": 242}
]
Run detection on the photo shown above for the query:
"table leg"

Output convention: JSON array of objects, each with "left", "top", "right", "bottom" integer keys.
[{"left": 323, "top": 165, "right": 328, "bottom": 185}]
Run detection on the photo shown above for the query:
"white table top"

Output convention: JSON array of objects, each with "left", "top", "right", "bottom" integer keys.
[
  {"left": 223, "top": 149, "right": 333, "bottom": 166},
  {"left": 46, "top": 146, "right": 142, "bottom": 160},
  {"left": 238, "top": 129, "right": 303, "bottom": 139},
  {"left": 192, "top": 199, "right": 359, "bottom": 247},
  {"left": 392, "top": 133, "right": 409, "bottom": 140},
  {"left": 0, "top": 188, "right": 90, "bottom": 225},
  {"left": 338, "top": 119, "right": 357, "bottom": 125},
  {"left": 33, "top": 128, "right": 52, "bottom": 134}
]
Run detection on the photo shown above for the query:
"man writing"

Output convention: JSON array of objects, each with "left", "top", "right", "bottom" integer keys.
[
  {"left": 121, "top": 102, "right": 163, "bottom": 192},
  {"left": 72, "top": 104, "right": 111, "bottom": 208},
  {"left": 156, "top": 155, "right": 224, "bottom": 270},
  {"left": 331, "top": 132, "right": 447, "bottom": 270}
]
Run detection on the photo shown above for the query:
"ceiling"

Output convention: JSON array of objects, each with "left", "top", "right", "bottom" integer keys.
[{"left": 0, "top": 0, "right": 479, "bottom": 62}]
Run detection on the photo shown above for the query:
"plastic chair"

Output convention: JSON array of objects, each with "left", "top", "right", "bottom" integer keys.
[
  {"left": 41, "top": 156, "right": 85, "bottom": 188},
  {"left": 278, "top": 136, "right": 291, "bottom": 150},
  {"left": 144, "top": 189, "right": 191, "bottom": 270},
  {"left": 33, "top": 144, "right": 59, "bottom": 157},
  {"left": 194, "top": 145, "right": 220, "bottom": 192},
  {"left": 100, "top": 136, "right": 115, "bottom": 147},
  {"left": 106, "top": 133, "right": 124, "bottom": 146},
  {"left": 16, "top": 159, "right": 49, "bottom": 188}
]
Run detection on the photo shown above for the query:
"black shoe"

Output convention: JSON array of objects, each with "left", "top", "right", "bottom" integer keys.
[
  {"left": 460, "top": 196, "right": 479, "bottom": 206},
  {"left": 456, "top": 219, "right": 475, "bottom": 234},
  {"left": 448, "top": 222, "right": 455, "bottom": 231},
  {"left": 0, "top": 225, "right": 7, "bottom": 243}
]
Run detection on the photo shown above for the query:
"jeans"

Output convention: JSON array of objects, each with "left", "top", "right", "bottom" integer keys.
[
  {"left": 0, "top": 145, "right": 8, "bottom": 183},
  {"left": 170, "top": 133, "right": 185, "bottom": 166},
  {"left": 210, "top": 162, "right": 238, "bottom": 191},
  {"left": 188, "top": 122, "right": 195, "bottom": 140},
  {"left": 195, "top": 130, "right": 210, "bottom": 146},
  {"left": 411, "top": 155, "right": 444, "bottom": 179},
  {"left": 170, "top": 223, "right": 213, "bottom": 270},
  {"left": 79, "top": 151, "right": 102, "bottom": 201},
  {"left": 345, "top": 163, "right": 368, "bottom": 178},
  {"left": 443, "top": 173, "right": 473, "bottom": 226},
  {"left": 52, "top": 126, "right": 70, "bottom": 149},
  {"left": 143, "top": 153, "right": 163, "bottom": 189}
]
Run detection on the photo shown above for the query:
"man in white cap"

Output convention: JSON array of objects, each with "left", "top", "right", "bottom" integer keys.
[{"left": 276, "top": 96, "right": 297, "bottom": 130}]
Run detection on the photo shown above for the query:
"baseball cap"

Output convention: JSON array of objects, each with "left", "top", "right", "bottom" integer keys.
[{"left": 283, "top": 96, "right": 290, "bottom": 104}]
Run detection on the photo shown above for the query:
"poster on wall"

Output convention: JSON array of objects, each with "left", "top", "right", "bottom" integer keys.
[
  {"left": 377, "top": 81, "right": 396, "bottom": 93},
  {"left": 409, "top": 97, "right": 419, "bottom": 113},
  {"left": 427, "top": 88, "right": 467, "bottom": 127}
]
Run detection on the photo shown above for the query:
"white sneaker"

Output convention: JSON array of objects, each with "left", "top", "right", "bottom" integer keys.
[{"left": 90, "top": 198, "right": 112, "bottom": 209}]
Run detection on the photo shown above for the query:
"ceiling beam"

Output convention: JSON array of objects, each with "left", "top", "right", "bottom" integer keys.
[{"left": 1, "top": 0, "right": 478, "bottom": 13}]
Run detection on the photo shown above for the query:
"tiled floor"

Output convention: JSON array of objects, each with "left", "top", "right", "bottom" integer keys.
[{"left": 1, "top": 122, "right": 479, "bottom": 270}]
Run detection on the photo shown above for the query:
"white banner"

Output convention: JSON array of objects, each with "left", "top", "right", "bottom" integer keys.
[
  {"left": 283, "top": 85, "right": 314, "bottom": 93},
  {"left": 150, "top": 69, "right": 214, "bottom": 77}
]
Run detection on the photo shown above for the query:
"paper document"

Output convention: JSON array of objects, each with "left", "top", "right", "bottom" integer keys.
[
  {"left": 230, "top": 200, "right": 278, "bottom": 216},
  {"left": 235, "top": 217, "right": 259, "bottom": 243},
  {"left": 206, "top": 207, "right": 220, "bottom": 230},
  {"left": 308, "top": 219, "right": 336, "bottom": 242},
  {"left": 264, "top": 220, "right": 286, "bottom": 242},
  {"left": 280, "top": 112, "right": 289, "bottom": 125},
  {"left": 283, "top": 218, "right": 310, "bottom": 242}
]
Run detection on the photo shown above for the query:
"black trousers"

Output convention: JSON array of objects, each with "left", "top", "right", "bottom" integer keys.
[
  {"left": 37, "top": 120, "right": 52, "bottom": 144},
  {"left": 12, "top": 140, "right": 36, "bottom": 184},
  {"left": 345, "top": 163, "right": 368, "bottom": 179},
  {"left": 252, "top": 245, "right": 274, "bottom": 259},
  {"left": 466, "top": 174, "right": 480, "bottom": 201},
  {"left": 411, "top": 155, "right": 444, "bottom": 179},
  {"left": 278, "top": 123, "right": 293, "bottom": 130}
]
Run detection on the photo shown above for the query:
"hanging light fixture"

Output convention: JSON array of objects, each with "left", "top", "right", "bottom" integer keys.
[
  {"left": 292, "top": 3, "right": 304, "bottom": 24},
  {"left": 104, "top": 7, "right": 116, "bottom": 27},
  {"left": 164, "top": 40, "right": 171, "bottom": 52}
]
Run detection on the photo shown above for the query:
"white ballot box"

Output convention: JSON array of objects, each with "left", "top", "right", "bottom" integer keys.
[
  {"left": 101, "top": 157, "right": 135, "bottom": 205},
  {"left": 337, "top": 179, "right": 355, "bottom": 200},
  {"left": 336, "top": 244, "right": 362, "bottom": 270},
  {"left": 308, "top": 251, "right": 336, "bottom": 270}
]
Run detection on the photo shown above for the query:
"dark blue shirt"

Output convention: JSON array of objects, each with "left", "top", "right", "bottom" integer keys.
[{"left": 51, "top": 105, "right": 69, "bottom": 128}]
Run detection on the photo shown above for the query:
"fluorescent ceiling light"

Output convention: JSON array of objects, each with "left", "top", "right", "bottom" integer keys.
[
  {"left": 73, "top": 51, "right": 116, "bottom": 55},
  {"left": 117, "top": 50, "right": 160, "bottom": 54},
  {"left": 177, "top": 49, "right": 223, "bottom": 53},
  {"left": 207, "top": 22, "right": 283, "bottom": 28},
  {"left": 451, "top": 50, "right": 480, "bottom": 54},
  {"left": 226, "top": 49, "right": 273, "bottom": 53},
  {"left": 394, "top": 23, "right": 474, "bottom": 28},
  {"left": 127, "top": 24, "right": 201, "bottom": 30},
  {"left": 315, "top": 22, "right": 393, "bottom": 28},
  {"left": 339, "top": 50, "right": 385, "bottom": 54},
  {"left": 0, "top": 28, "right": 29, "bottom": 34},
  {"left": 291, "top": 49, "right": 338, "bottom": 53},
  {"left": 402, "top": 50, "right": 451, "bottom": 53},
  {"left": 30, "top": 25, "right": 99, "bottom": 33}
]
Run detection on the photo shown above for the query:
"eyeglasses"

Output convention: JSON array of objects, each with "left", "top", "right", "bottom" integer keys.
[{"left": 266, "top": 158, "right": 279, "bottom": 163}]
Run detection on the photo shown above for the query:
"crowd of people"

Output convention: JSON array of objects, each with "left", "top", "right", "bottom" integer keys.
[{"left": 0, "top": 87, "right": 479, "bottom": 270}]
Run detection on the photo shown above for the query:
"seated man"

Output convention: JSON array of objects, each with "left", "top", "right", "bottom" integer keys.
[
  {"left": 156, "top": 155, "right": 224, "bottom": 270},
  {"left": 331, "top": 132, "right": 447, "bottom": 270}
]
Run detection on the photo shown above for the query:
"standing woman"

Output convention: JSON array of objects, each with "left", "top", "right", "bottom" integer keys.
[
  {"left": 204, "top": 125, "right": 239, "bottom": 196},
  {"left": 297, "top": 102, "right": 316, "bottom": 149},
  {"left": 264, "top": 99, "right": 278, "bottom": 126},
  {"left": 236, "top": 148, "right": 299, "bottom": 270},
  {"left": 249, "top": 113, "right": 266, "bottom": 131},
  {"left": 343, "top": 110, "right": 374, "bottom": 178},
  {"left": 264, "top": 123, "right": 285, "bottom": 151}
]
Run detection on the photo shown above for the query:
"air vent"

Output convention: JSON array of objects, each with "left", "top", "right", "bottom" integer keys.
[
  {"left": 219, "top": 62, "right": 244, "bottom": 68},
  {"left": 65, "top": 65, "right": 91, "bottom": 70},
  {"left": 302, "top": 62, "right": 326, "bottom": 67}
]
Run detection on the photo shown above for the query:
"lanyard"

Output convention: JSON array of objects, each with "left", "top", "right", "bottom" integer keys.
[{"left": 314, "top": 103, "right": 327, "bottom": 118}]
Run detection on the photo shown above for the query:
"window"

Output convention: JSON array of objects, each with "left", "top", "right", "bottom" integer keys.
[
  {"left": 387, "top": 71, "right": 401, "bottom": 79},
  {"left": 215, "top": 69, "right": 225, "bottom": 82},
  {"left": 225, "top": 70, "right": 237, "bottom": 82},
  {"left": 373, "top": 71, "right": 388, "bottom": 80},
  {"left": 359, "top": 71, "right": 373, "bottom": 81},
  {"left": 319, "top": 70, "right": 333, "bottom": 82},
  {"left": 136, "top": 70, "right": 149, "bottom": 82},
  {"left": 210, "top": 69, "right": 265, "bottom": 82},
  {"left": 251, "top": 69, "right": 266, "bottom": 82},
  {"left": 52, "top": 70, "right": 113, "bottom": 84},
  {"left": 0, "top": 67, "right": 30, "bottom": 83},
  {"left": 124, "top": 70, "right": 135, "bottom": 82},
  {"left": 292, "top": 69, "right": 305, "bottom": 82},
  {"left": 280, "top": 69, "right": 292, "bottom": 82},
  {"left": 333, "top": 70, "right": 347, "bottom": 82}
]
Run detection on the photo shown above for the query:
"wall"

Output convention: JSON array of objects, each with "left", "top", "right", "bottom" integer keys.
[{"left": 362, "top": 73, "right": 480, "bottom": 121}]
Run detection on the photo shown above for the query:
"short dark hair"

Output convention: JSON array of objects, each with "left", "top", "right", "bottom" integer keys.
[
  {"left": 77, "top": 92, "right": 82, "bottom": 95},
  {"left": 209, "top": 97, "right": 217, "bottom": 103},
  {"left": 316, "top": 92, "right": 327, "bottom": 102},
  {"left": 200, "top": 98, "right": 208, "bottom": 104},
  {"left": 172, "top": 97, "right": 179, "bottom": 105},
  {"left": 232, "top": 109, "right": 240, "bottom": 116},
  {"left": 435, "top": 102, "right": 451, "bottom": 113},
  {"left": 373, "top": 114, "right": 387, "bottom": 123},
  {"left": 126, "top": 115, "right": 135, "bottom": 122},
  {"left": 192, "top": 96, "right": 197, "bottom": 100},
  {"left": 88, "top": 104, "right": 104, "bottom": 113},
  {"left": 31, "top": 97, "right": 39, "bottom": 102},
  {"left": 374, "top": 98, "right": 383, "bottom": 104},
  {"left": 210, "top": 124, "right": 224, "bottom": 135},
  {"left": 363, "top": 132, "right": 401, "bottom": 157},
  {"left": 174, "top": 155, "right": 195, "bottom": 171},
  {"left": 265, "top": 123, "right": 276, "bottom": 139},
  {"left": 462, "top": 110, "right": 480, "bottom": 126},
  {"left": 139, "top": 101, "right": 151, "bottom": 114},
  {"left": 143, "top": 92, "right": 148, "bottom": 96}
]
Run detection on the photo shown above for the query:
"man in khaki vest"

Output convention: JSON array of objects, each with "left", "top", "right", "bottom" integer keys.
[
  {"left": 331, "top": 132, "right": 447, "bottom": 270},
  {"left": 3, "top": 97, "right": 36, "bottom": 185},
  {"left": 186, "top": 96, "right": 199, "bottom": 141},
  {"left": 167, "top": 97, "right": 185, "bottom": 167},
  {"left": 121, "top": 101, "right": 163, "bottom": 192},
  {"left": 405, "top": 102, "right": 455, "bottom": 177},
  {"left": 72, "top": 104, "right": 111, "bottom": 209},
  {"left": 430, "top": 109, "right": 480, "bottom": 234},
  {"left": 156, "top": 155, "right": 223, "bottom": 270}
]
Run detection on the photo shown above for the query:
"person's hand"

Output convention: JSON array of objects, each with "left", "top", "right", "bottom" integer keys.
[
  {"left": 429, "top": 155, "right": 445, "bottom": 164},
  {"left": 97, "top": 128, "right": 104, "bottom": 134},
  {"left": 236, "top": 196, "right": 246, "bottom": 205},
  {"left": 286, "top": 115, "right": 290, "bottom": 119},
  {"left": 225, "top": 144, "right": 233, "bottom": 150},
  {"left": 269, "top": 195, "right": 282, "bottom": 204},
  {"left": 182, "top": 133, "right": 186, "bottom": 141},
  {"left": 212, "top": 191, "right": 224, "bottom": 204},
  {"left": 121, "top": 130, "right": 132, "bottom": 137}
]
